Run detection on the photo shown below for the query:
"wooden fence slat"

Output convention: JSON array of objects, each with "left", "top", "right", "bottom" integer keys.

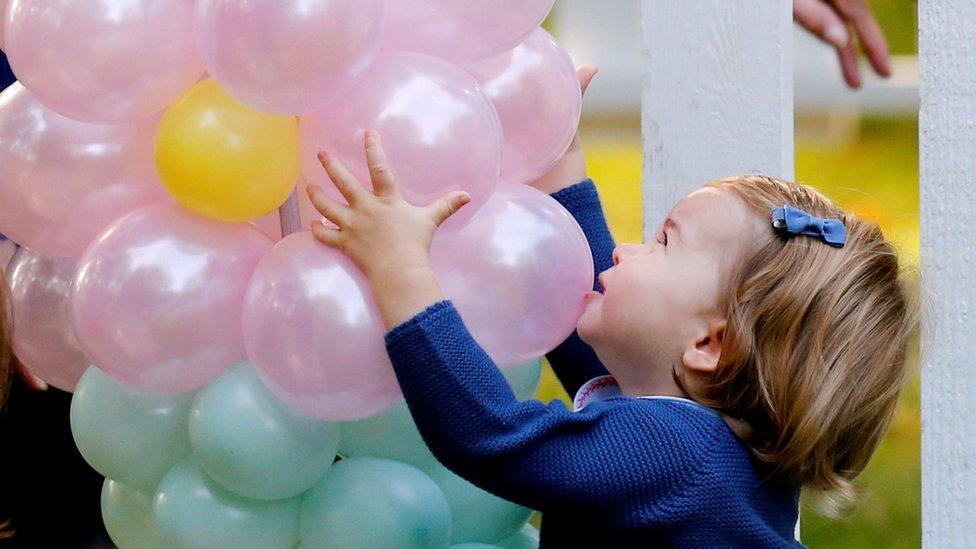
[
  {"left": 640, "top": 1, "right": 794, "bottom": 239},
  {"left": 919, "top": 1, "right": 976, "bottom": 546}
]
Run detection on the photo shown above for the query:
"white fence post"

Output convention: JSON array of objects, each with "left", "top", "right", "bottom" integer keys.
[
  {"left": 640, "top": 1, "right": 794, "bottom": 237},
  {"left": 639, "top": 0, "right": 796, "bottom": 537},
  {"left": 920, "top": 2, "right": 976, "bottom": 546}
]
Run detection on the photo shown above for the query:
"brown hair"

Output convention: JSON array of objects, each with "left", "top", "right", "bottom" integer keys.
[
  {"left": 0, "top": 267, "right": 11, "bottom": 538},
  {"left": 0, "top": 266, "right": 11, "bottom": 411},
  {"left": 685, "top": 175, "right": 919, "bottom": 516}
]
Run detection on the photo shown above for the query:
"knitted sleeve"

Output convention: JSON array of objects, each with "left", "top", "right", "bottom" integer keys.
[
  {"left": 546, "top": 180, "right": 614, "bottom": 396},
  {"left": 385, "top": 300, "right": 708, "bottom": 517}
]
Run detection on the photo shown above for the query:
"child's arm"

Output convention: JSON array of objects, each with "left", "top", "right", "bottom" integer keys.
[
  {"left": 306, "top": 134, "right": 705, "bottom": 516},
  {"left": 529, "top": 63, "right": 615, "bottom": 396},
  {"left": 384, "top": 300, "right": 707, "bottom": 515},
  {"left": 544, "top": 179, "right": 613, "bottom": 396}
]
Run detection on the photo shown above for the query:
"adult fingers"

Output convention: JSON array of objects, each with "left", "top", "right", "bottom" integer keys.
[
  {"left": 794, "top": 0, "right": 850, "bottom": 49},
  {"left": 841, "top": 0, "right": 892, "bottom": 77},
  {"left": 836, "top": 38, "right": 862, "bottom": 88}
]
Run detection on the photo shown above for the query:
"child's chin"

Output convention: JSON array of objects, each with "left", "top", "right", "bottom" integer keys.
[{"left": 576, "top": 300, "right": 602, "bottom": 343}]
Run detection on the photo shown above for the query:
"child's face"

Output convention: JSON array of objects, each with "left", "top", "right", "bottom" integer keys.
[{"left": 577, "top": 186, "right": 765, "bottom": 385}]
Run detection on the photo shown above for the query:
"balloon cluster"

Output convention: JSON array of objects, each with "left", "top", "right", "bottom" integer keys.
[
  {"left": 0, "top": 0, "right": 593, "bottom": 546},
  {"left": 75, "top": 360, "right": 543, "bottom": 548}
]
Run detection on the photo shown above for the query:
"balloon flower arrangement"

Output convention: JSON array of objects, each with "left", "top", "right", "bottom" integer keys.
[{"left": 0, "top": 0, "right": 595, "bottom": 546}]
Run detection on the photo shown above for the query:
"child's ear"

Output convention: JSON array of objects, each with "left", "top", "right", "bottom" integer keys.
[{"left": 681, "top": 319, "right": 727, "bottom": 375}]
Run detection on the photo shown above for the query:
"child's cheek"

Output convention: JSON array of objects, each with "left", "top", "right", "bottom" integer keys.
[{"left": 576, "top": 294, "right": 605, "bottom": 344}]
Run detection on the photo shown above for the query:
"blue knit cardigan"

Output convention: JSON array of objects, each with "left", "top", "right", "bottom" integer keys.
[{"left": 384, "top": 180, "right": 801, "bottom": 547}]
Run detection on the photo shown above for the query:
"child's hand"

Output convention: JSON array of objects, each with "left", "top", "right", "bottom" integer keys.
[
  {"left": 529, "top": 63, "right": 598, "bottom": 195},
  {"left": 307, "top": 131, "right": 470, "bottom": 329}
]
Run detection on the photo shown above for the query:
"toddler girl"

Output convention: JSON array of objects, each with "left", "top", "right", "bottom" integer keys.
[{"left": 305, "top": 124, "right": 917, "bottom": 547}]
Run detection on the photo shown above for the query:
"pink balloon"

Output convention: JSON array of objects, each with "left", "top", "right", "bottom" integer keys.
[
  {"left": 196, "top": 0, "right": 384, "bottom": 115},
  {"left": 6, "top": 249, "right": 89, "bottom": 391},
  {"left": 71, "top": 203, "right": 273, "bottom": 394},
  {"left": 466, "top": 28, "right": 582, "bottom": 183},
  {"left": 0, "top": 83, "right": 168, "bottom": 257},
  {"left": 430, "top": 183, "right": 593, "bottom": 367},
  {"left": 382, "top": 0, "right": 555, "bottom": 63},
  {"left": 0, "top": 239, "right": 16, "bottom": 268},
  {"left": 300, "top": 52, "right": 502, "bottom": 232},
  {"left": 251, "top": 212, "right": 283, "bottom": 241},
  {"left": 4, "top": 0, "right": 203, "bottom": 123},
  {"left": 0, "top": 0, "right": 8, "bottom": 50},
  {"left": 243, "top": 232, "right": 400, "bottom": 421}
]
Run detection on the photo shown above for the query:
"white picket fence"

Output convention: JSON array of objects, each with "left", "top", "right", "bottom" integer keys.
[
  {"left": 633, "top": 1, "right": 970, "bottom": 546},
  {"left": 918, "top": 2, "right": 975, "bottom": 547}
]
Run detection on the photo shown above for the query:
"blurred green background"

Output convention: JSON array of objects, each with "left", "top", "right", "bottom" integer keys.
[{"left": 538, "top": 2, "right": 920, "bottom": 547}]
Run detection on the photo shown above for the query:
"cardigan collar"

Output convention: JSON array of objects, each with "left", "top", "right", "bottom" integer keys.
[{"left": 572, "top": 375, "right": 702, "bottom": 412}]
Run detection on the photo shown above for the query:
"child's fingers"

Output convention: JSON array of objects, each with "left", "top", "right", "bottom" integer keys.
[
  {"left": 424, "top": 191, "right": 471, "bottom": 227},
  {"left": 310, "top": 221, "right": 342, "bottom": 249},
  {"left": 363, "top": 130, "right": 399, "bottom": 198},
  {"left": 306, "top": 185, "right": 351, "bottom": 228},
  {"left": 577, "top": 63, "right": 598, "bottom": 95},
  {"left": 317, "top": 150, "right": 368, "bottom": 205}
]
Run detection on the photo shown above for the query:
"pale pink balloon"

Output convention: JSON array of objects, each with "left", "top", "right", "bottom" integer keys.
[
  {"left": 0, "top": 0, "right": 8, "bottom": 50},
  {"left": 430, "top": 183, "right": 593, "bottom": 367},
  {"left": 243, "top": 232, "right": 401, "bottom": 421},
  {"left": 382, "top": 0, "right": 555, "bottom": 63},
  {"left": 0, "top": 83, "right": 168, "bottom": 257},
  {"left": 71, "top": 203, "right": 273, "bottom": 394},
  {"left": 251, "top": 212, "right": 283, "bottom": 241},
  {"left": 4, "top": 0, "right": 203, "bottom": 123},
  {"left": 196, "top": 0, "right": 384, "bottom": 115},
  {"left": 466, "top": 28, "right": 582, "bottom": 183},
  {"left": 6, "top": 248, "right": 89, "bottom": 391},
  {"left": 0, "top": 239, "right": 16, "bottom": 267},
  {"left": 300, "top": 52, "right": 502, "bottom": 232}
]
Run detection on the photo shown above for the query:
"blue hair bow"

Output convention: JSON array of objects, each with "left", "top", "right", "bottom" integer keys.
[{"left": 771, "top": 205, "right": 847, "bottom": 248}]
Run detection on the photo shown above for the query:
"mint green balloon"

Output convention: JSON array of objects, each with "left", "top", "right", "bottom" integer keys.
[
  {"left": 153, "top": 459, "right": 300, "bottom": 549},
  {"left": 300, "top": 457, "right": 452, "bottom": 548},
  {"left": 101, "top": 479, "right": 179, "bottom": 549},
  {"left": 427, "top": 464, "right": 532, "bottom": 544},
  {"left": 450, "top": 544, "right": 501, "bottom": 548},
  {"left": 71, "top": 366, "right": 195, "bottom": 493},
  {"left": 339, "top": 360, "right": 541, "bottom": 468},
  {"left": 501, "top": 360, "right": 542, "bottom": 402},
  {"left": 338, "top": 400, "right": 439, "bottom": 469},
  {"left": 499, "top": 524, "right": 540, "bottom": 549},
  {"left": 188, "top": 362, "right": 340, "bottom": 500}
]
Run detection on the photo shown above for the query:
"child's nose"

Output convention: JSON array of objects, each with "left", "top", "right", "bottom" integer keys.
[{"left": 612, "top": 244, "right": 640, "bottom": 265}]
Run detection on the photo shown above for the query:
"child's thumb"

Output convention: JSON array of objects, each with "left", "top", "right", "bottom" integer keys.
[
  {"left": 427, "top": 191, "right": 471, "bottom": 226},
  {"left": 578, "top": 63, "right": 598, "bottom": 95}
]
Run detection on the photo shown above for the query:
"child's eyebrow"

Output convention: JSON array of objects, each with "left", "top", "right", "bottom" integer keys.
[{"left": 665, "top": 217, "right": 685, "bottom": 244}]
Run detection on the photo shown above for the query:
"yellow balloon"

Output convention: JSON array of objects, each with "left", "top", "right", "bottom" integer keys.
[{"left": 155, "top": 79, "right": 300, "bottom": 222}]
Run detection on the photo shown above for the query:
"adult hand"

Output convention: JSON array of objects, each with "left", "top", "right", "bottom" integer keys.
[
  {"left": 794, "top": 0, "right": 893, "bottom": 88},
  {"left": 528, "top": 63, "right": 598, "bottom": 195}
]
